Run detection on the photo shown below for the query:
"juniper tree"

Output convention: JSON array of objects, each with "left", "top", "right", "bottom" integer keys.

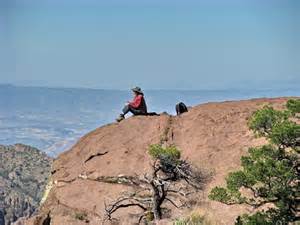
[
  {"left": 209, "top": 99, "right": 300, "bottom": 225},
  {"left": 286, "top": 99, "right": 300, "bottom": 116},
  {"left": 104, "top": 145, "right": 207, "bottom": 224}
]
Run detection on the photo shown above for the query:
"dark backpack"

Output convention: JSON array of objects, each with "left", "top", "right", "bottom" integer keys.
[{"left": 176, "top": 102, "right": 188, "bottom": 115}]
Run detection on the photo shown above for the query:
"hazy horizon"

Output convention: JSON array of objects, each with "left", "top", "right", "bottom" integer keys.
[{"left": 1, "top": 82, "right": 300, "bottom": 92}]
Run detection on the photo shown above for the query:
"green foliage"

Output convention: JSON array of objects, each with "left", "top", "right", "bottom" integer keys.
[
  {"left": 149, "top": 145, "right": 181, "bottom": 164},
  {"left": 236, "top": 207, "right": 298, "bottom": 225},
  {"left": 210, "top": 100, "right": 300, "bottom": 225},
  {"left": 287, "top": 99, "right": 300, "bottom": 115},
  {"left": 148, "top": 144, "right": 181, "bottom": 161},
  {"left": 148, "top": 144, "right": 182, "bottom": 174},
  {"left": 269, "top": 120, "right": 300, "bottom": 148},
  {"left": 235, "top": 212, "right": 275, "bottom": 225},
  {"left": 210, "top": 144, "right": 297, "bottom": 213},
  {"left": 174, "top": 213, "right": 211, "bottom": 225},
  {"left": 248, "top": 106, "right": 287, "bottom": 136},
  {"left": 209, "top": 186, "right": 242, "bottom": 205}
]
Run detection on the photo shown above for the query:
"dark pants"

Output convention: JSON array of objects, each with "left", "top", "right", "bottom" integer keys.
[{"left": 122, "top": 105, "right": 145, "bottom": 116}]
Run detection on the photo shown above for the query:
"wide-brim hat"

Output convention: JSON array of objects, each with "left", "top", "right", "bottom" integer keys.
[{"left": 131, "top": 87, "right": 143, "bottom": 94}]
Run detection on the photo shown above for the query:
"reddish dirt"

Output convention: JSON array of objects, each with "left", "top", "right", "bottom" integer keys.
[{"left": 23, "top": 97, "right": 295, "bottom": 225}]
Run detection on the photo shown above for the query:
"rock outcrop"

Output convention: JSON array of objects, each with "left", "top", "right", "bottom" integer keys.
[
  {"left": 23, "top": 98, "right": 295, "bottom": 225},
  {"left": 0, "top": 144, "right": 52, "bottom": 225}
]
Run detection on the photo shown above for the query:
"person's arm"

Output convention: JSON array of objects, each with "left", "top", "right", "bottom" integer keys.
[{"left": 129, "top": 95, "right": 142, "bottom": 108}]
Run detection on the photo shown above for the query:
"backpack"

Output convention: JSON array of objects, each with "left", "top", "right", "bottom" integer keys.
[{"left": 176, "top": 102, "right": 188, "bottom": 115}]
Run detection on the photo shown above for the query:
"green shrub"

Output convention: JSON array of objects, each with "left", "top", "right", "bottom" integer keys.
[
  {"left": 270, "top": 120, "right": 300, "bottom": 148},
  {"left": 248, "top": 106, "right": 287, "bottom": 136},
  {"left": 209, "top": 186, "right": 237, "bottom": 204},
  {"left": 235, "top": 212, "right": 275, "bottom": 225},
  {"left": 209, "top": 144, "right": 298, "bottom": 224},
  {"left": 286, "top": 99, "right": 300, "bottom": 115},
  {"left": 148, "top": 144, "right": 181, "bottom": 160},
  {"left": 210, "top": 100, "right": 300, "bottom": 224},
  {"left": 174, "top": 213, "right": 211, "bottom": 225},
  {"left": 148, "top": 144, "right": 182, "bottom": 174}
]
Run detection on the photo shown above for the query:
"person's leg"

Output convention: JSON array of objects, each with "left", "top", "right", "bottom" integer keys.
[
  {"left": 116, "top": 104, "right": 130, "bottom": 122},
  {"left": 127, "top": 105, "right": 143, "bottom": 115},
  {"left": 117, "top": 105, "right": 144, "bottom": 122},
  {"left": 129, "top": 107, "right": 142, "bottom": 116},
  {"left": 122, "top": 104, "right": 131, "bottom": 116},
  {"left": 121, "top": 105, "right": 141, "bottom": 116}
]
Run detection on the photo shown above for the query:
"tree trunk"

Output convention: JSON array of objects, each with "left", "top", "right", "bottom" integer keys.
[{"left": 151, "top": 182, "right": 162, "bottom": 220}]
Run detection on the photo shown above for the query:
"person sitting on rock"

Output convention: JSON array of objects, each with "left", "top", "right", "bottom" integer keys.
[{"left": 116, "top": 87, "right": 148, "bottom": 122}]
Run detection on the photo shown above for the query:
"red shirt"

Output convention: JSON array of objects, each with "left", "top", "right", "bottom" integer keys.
[{"left": 129, "top": 95, "right": 143, "bottom": 108}]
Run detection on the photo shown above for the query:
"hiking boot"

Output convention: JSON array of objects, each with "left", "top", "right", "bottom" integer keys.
[{"left": 116, "top": 114, "right": 125, "bottom": 122}]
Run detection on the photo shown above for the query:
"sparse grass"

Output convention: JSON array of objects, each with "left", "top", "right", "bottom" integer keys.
[
  {"left": 145, "top": 211, "right": 154, "bottom": 222},
  {"left": 159, "top": 116, "right": 172, "bottom": 144},
  {"left": 174, "top": 213, "right": 212, "bottom": 225},
  {"left": 74, "top": 212, "right": 88, "bottom": 221}
]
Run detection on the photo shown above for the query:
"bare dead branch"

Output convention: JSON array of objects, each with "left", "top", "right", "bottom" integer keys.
[
  {"left": 102, "top": 155, "right": 208, "bottom": 223},
  {"left": 165, "top": 197, "right": 181, "bottom": 209},
  {"left": 104, "top": 195, "right": 148, "bottom": 222}
]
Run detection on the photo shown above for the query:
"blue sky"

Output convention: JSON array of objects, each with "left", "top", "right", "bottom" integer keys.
[{"left": 0, "top": 0, "right": 299, "bottom": 89}]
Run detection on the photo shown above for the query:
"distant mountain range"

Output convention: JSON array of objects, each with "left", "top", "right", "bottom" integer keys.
[{"left": 0, "top": 84, "right": 299, "bottom": 156}]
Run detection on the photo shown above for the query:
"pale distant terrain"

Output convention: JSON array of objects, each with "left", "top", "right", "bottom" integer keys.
[{"left": 0, "top": 84, "right": 299, "bottom": 156}]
